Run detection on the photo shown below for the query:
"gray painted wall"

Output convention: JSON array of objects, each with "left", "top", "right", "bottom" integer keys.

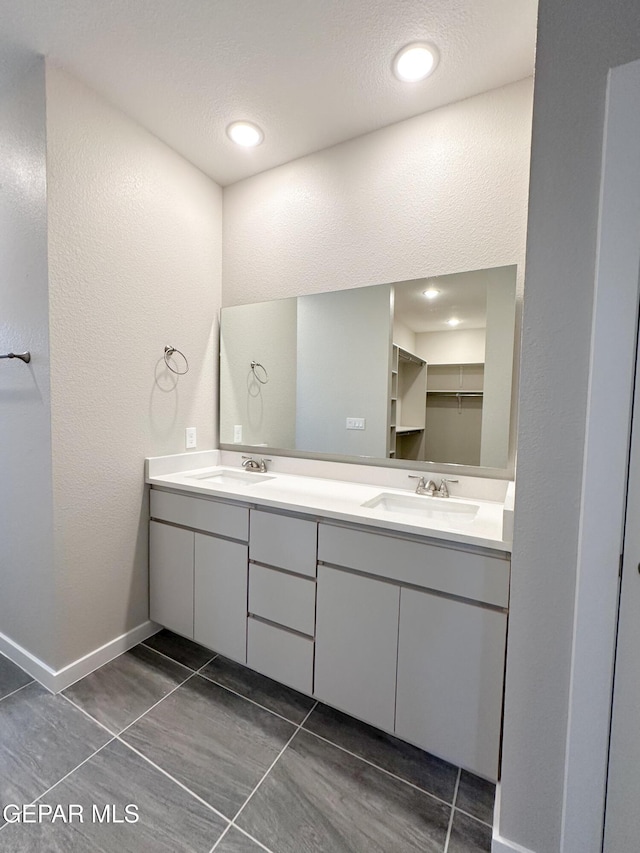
[
  {"left": 500, "top": 2, "right": 640, "bottom": 851},
  {"left": 0, "top": 58, "right": 56, "bottom": 667},
  {"left": 222, "top": 79, "right": 532, "bottom": 309},
  {"left": 46, "top": 66, "right": 223, "bottom": 670}
]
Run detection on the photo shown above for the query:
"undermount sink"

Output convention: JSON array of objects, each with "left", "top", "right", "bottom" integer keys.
[
  {"left": 188, "top": 468, "right": 275, "bottom": 486},
  {"left": 361, "top": 492, "right": 479, "bottom": 521}
]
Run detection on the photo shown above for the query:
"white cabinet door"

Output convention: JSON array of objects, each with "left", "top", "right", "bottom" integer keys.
[
  {"left": 314, "top": 565, "right": 400, "bottom": 732},
  {"left": 149, "top": 521, "right": 194, "bottom": 639},
  {"left": 194, "top": 533, "right": 248, "bottom": 663},
  {"left": 395, "top": 587, "right": 507, "bottom": 781}
]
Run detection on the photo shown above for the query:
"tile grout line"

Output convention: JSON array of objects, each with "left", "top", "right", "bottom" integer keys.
[
  {"left": 208, "top": 824, "right": 232, "bottom": 852},
  {"left": 299, "top": 724, "right": 460, "bottom": 811},
  {"left": 117, "top": 671, "right": 196, "bottom": 738},
  {"left": 140, "top": 639, "right": 218, "bottom": 673},
  {"left": 209, "top": 822, "right": 277, "bottom": 853},
  {"left": 212, "top": 701, "right": 319, "bottom": 851},
  {"left": 61, "top": 669, "right": 197, "bottom": 740},
  {"left": 195, "top": 668, "right": 306, "bottom": 727},
  {"left": 0, "top": 737, "right": 118, "bottom": 835},
  {"left": 0, "top": 680, "right": 34, "bottom": 705},
  {"left": 196, "top": 654, "right": 219, "bottom": 671},
  {"left": 225, "top": 823, "right": 278, "bottom": 853},
  {"left": 60, "top": 692, "right": 122, "bottom": 737},
  {"left": 443, "top": 767, "right": 461, "bottom": 853},
  {"left": 116, "top": 736, "right": 231, "bottom": 825},
  {"left": 453, "top": 804, "right": 494, "bottom": 830}
]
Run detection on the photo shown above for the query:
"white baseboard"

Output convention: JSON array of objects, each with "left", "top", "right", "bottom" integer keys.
[
  {"left": 493, "top": 831, "right": 536, "bottom": 853},
  {"left": 0, "top": 621, "right": 160, "bottom": 693}
]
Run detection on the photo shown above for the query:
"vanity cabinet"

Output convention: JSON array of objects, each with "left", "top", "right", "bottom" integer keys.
[
  {"left": 149, "top": 487, "right": 509, "bottom": 780},
  {"left": 314, "top": 565, "right": 400, "bottom": 732}
]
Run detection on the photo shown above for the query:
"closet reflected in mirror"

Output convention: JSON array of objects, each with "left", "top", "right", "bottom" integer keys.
[{"left": 219, "top": 265, "right": 517, "bottom": 472}]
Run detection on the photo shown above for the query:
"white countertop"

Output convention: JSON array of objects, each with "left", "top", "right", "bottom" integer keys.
[{"left": 146, "top": 460, "right": 511, "bottom": 553}]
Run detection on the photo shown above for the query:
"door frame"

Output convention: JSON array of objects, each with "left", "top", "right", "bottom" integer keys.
[{"left": 559, "top": 56, "right": 640, "bottom": 852}]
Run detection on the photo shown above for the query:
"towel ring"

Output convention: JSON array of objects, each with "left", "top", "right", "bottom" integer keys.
[
  {"left": 251, "top": 361, "right": 269, "bottom": 384},
  {"left": 164, "top": 345, "right": 189, "bottom": 375}
]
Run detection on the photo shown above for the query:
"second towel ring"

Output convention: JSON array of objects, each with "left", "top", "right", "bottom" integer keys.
[
  {"left": 164, "top": 345, "right": 189, "bottom": 375},
  {"left": 251, "top": 360, "right": 269, "bottom": 384}
]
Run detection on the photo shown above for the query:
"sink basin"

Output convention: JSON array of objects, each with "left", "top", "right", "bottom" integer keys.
[
  {"left": 188, "top": 468, "right": 275, "bottom": 486},
  {"left": 361, "top": 492, "right": 479, "bottom": 521}
]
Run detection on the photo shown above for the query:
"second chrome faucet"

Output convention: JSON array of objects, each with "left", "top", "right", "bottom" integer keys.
[{"left": 408, "top": 475, "right": 458, "bottom": 498}]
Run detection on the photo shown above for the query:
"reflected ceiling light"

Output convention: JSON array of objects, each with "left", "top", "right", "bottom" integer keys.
[
  {"left": 447, "top": 318, "right": 461, "bottom": 327},
  {"left": 423, "top": 288, "right": 440, "bottom": 300},
  {"left": 392, "top": 42, "right": 439, "bottom": 83},
  {"left": 226, "top": 121, "right": 264, "bottom": 147}
]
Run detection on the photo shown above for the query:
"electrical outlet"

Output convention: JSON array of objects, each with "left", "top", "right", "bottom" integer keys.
[
  {"left": 185, "top": 427, "right": 197, "bottom": 449},
  {"left": 234, "top": 424, "right": 243, "bottom": 443},
  {"left": 346, "top": 417, "right": 366, "bottom": 430}
]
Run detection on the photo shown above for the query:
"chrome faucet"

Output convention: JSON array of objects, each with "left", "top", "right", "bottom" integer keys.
[
  {"left": 408, "top": 475, "right": 438, "bottom": 495},
  {"left": 242, "top": 455, "right": 271, "bottom": 473},
  {"left": 436, "top": 478, "right": 458, "bottom": 498}
]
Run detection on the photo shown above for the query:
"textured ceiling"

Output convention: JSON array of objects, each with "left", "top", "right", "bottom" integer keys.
[{"left": 0, "top": 0, "right": 537, "bottom": 186}]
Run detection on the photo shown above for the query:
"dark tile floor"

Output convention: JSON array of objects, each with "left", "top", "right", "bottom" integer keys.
[{"left": 0, "top": 631, "right": 494, "bottom": 852}]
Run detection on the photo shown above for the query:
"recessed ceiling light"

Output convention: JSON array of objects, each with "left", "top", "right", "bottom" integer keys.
[
  {"left": 423, "top": 288, "right": 440, "bottom": 300},
  {"left": 447, "top": 318, "right": 461, "bottom": 327},
  {"left": 393, "top": 43, "right": 439, "bottom": 83},
  {"left": 226, "top": 121, "right": 264, "bottom": 147}
]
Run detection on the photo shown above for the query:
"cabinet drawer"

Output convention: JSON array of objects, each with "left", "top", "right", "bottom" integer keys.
[
  {"left": 151, "top": 489, "right": 248, "bottom": 541},
  {"left": 247, "top": 617, "right": 313, "bottom": 694},
  {"left": 249, "top": 510, "right": 317, "bottom": 577},
  {"left": 318, "top": 524, "right": 509, "bottom": 608},
  {"left": 249, "top": 564, "right": 316, "bottom": 636}
]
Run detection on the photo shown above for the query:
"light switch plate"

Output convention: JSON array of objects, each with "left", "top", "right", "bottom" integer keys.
[
  {"left": 346, "top": 417, "right": 366, "bottom": 430},
  {"left": 233, "top": 424, "right": 243, "bottom": 443},
  {"left": 185, "top": 427, "right": 197, "bottom": 449}
]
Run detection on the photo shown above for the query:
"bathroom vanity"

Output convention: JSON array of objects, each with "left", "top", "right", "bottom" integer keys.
[{"left": 147, "top": 455, "right": 511, "bottom": 782}]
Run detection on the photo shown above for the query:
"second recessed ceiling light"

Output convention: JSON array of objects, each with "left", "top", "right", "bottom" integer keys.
[{"left": 393, "top": 42, "right": 439, "bottom": 83}]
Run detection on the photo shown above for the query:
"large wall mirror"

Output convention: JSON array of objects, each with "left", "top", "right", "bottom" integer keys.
[{"left": 219, "top": 265, "right": 518, "bottom": 475}]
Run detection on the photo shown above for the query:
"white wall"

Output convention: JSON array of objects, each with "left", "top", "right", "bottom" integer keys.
[
  {"left": 415, "top": 329, "right": 486, "bottom": 364},
  {"left": 0, "top": 58, "right": 56, "bottom": 666},
  {"left": 480, "top": 270, "right": 516, "bottom": 468},
  {"left": 220, "top": 298, "right": 297, "bottom": 447},
  {"left": 499, "top": 2, "right": 640, "bottom": 852},
  {"left": 223, "top": 79, "right": 532, "bottom": 309},
  {"left": 45, "top": 66, "right": 222, "bottom": 670},
  {"left": 296, "top": 286, "right": 391, "bottom": 456}
]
